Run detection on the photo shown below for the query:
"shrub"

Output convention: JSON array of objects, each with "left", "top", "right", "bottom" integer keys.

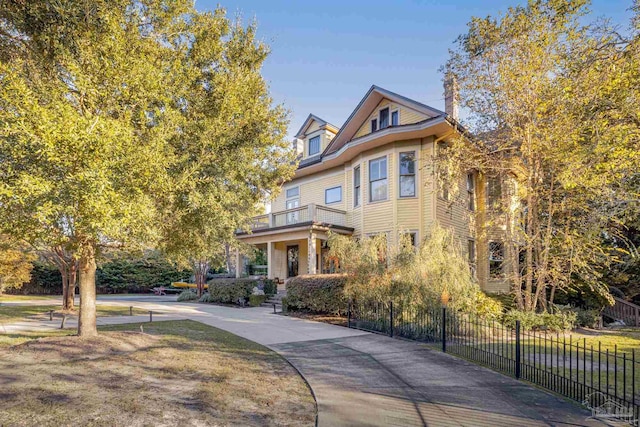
[
  {"left": 177, "top": 290, "right": 198, "bottom": 302},
  {"left": 249, "top": 294, "right": 267, "bottom": 307},
  {"left": 574, "top": 308, "right": 602, "bottom": 328},
  {"left": 502, "top": 309, "right": 576, "bottom": 332},
  {"left": 286, "top": 274, "right": 348, "bottom": 315},
  {"left": 203, "top": 278, "right": 257, "bottom": 305},
  {"left": 262, "top": 279, "right": 277, "bottom": 296}
]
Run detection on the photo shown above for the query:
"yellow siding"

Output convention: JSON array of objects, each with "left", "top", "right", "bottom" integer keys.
[
  {"left": 305, "top": 120, "right": 321, "bottom": 135},
  {"left": 353, "top": 99, "right": 430, "bottom": 139}
]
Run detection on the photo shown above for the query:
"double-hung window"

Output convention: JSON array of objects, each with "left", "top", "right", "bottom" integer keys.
[
  {"left": 325, "top": 186, "right": 342, "bottom": 204},
  {"left": 369, "top": 156, "right": 388, "bottom": 202},
  {"left": 379, "top": 108, "right": 389, "bottom": 129},
  {"left": 467, "top": 173, "right": 475, "bottom": 211},
  {"left": 391, "top": 110, "right": 399, "bottom": 126},
  {"left": 285, "top": 187, "right": 300, "bottom": 224},
  {"left": 468, "top": 239, "right": 476, "bottom": 275},
  {"left": 308, "top": 136, "right": 320, "bottom": 156},
  {"left": 399, "top": 152, "right": 416, "bottom": 197},
  {"left": 353, "top": 166, "right": 361, "bottom": 207},
  {"left": 487, "top": 176, "right": 502, "bottom": 210},
  {"left": 489, "top": 241, "right": 504, "bottom": 278}
]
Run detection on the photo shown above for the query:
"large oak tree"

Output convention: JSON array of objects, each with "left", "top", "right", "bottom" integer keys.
[{"left": 0, "top": 1, "right": 294, "bottom": 335}]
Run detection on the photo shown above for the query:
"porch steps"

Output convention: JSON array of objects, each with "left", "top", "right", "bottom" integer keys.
[{"left": 261, "top": 290, "right": 286, "bottom": 309}]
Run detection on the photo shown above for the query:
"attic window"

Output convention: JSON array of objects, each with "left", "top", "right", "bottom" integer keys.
[
  {"left": 379, "top": 108, "right": 389, "bottom": 129},
  {"left": 391, "top": 110, "right": 399, "bottom": 126},
  {"left": 309, "top": 136, "right": 320, "bottom": 156},
  {"left": 371, "top": 119, "right": 377, "bottom": 132}
]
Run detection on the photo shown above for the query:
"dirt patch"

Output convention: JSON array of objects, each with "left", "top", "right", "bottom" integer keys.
[
  {"left": 284, "top": 311, "right": 347, "bottom": 327},
  {"left": 0, "top": 320, "right": 315, "bottom": 427}
]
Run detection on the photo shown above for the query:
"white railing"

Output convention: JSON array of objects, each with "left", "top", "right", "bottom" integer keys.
[{"left": 242, "top": 204, "right": 347, "bottom": 231}]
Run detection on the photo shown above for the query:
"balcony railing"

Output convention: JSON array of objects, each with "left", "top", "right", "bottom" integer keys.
[{"left": 241, "top": 204, "right": 347, "bottom": 232}]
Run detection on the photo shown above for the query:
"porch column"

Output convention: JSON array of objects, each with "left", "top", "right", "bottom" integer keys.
[
  {"left": 267, "top": 241, "right": 275, "bottom": 279},
  {"left": 235, "top": 249, "right": 242, "bottom": 278},
  {"left": 308, "top": 231, "right": 317, "bottom": 275}
]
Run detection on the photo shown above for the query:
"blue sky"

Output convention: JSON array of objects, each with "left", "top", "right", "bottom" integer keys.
[{"left": 196, "top": 0, "right": 635, "bottom": 138}]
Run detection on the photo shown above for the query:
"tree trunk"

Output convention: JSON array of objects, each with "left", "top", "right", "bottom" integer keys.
[
  {"left": 66, "top": 262, "right": 77, "bottom": 310},
  {"left": 194, "top": 260, "right": 208, "bottom": 298},
  {"left": 61, "top": 268, "right": 69, "bottom": 310},
  {"left": 78, "top": 248, "right": 97, "bottom": 337}
]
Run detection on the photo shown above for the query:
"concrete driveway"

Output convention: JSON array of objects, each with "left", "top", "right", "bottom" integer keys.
[{"left": 2, "top": 295, "right": 607, "bottom": 426}]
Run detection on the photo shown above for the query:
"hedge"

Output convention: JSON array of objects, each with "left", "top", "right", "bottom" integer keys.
[
  {"left": 200, "top": 278, "right": 257, "bottom": 305},
  {"left": 249, "top": 294, "right": 267, "bottom": 307},
  {"left": 286, "top": 274, "right": 348, "bottom": 315}
]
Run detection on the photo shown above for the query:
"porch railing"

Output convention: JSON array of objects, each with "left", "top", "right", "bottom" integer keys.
[
  {"left": 604, "top": 297, "right": 640, "bottom": 326},
  {"left": 242, "top": 204, "right": 347, "bottom": 231}
]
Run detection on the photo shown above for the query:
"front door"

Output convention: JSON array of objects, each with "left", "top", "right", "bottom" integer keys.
[{"left": 287, "top": 245, "right": 299, "bottom": 277}]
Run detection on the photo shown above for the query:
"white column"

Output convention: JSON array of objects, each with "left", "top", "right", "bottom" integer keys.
[
  {"left": 308, "top": 232, "right": 317, "bottom": 275},
  {"left": 235, "top": 249, "right": 242, "bottom": 278},
  {"left": 267, "top": 242, "right": 274, "bottom": 279}
]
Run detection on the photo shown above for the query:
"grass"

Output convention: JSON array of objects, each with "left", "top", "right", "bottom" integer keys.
[
  {"left": 0, "top": 320, "right": 315, "bottom": 426},
  {"left": 0, "top": 304, "right": 148, "bottom": 324},
  {"left": 0, "top": 294, "right": 59, "bottom": 301}
]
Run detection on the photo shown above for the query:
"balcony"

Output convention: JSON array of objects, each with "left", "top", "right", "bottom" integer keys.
[{"left": 240, "top": 203, "right": 348, "bottom": 233}]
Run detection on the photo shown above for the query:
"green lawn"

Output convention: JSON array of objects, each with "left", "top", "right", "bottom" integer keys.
[
  {"left": 0, "top": 320, "right": 315, "bottom": 426},
  {"left": 0, "top": 304, "right": 148, "bottom": 324},
  {"left": 0, "top": 294, "right": 58, "bottom": 301}
]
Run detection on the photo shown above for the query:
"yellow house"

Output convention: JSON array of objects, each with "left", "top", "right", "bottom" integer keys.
[{"left": 235, "top": 84, "right": 510, "bottom": 294}]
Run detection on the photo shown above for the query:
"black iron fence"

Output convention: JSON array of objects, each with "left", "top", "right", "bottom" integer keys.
[{"left": 348, "top": 300, "right": 640, "bottom": 424}]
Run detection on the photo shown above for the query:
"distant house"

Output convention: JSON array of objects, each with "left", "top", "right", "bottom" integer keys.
[{"left": 235, "top": 82, "right": 509, "bottom": 294}]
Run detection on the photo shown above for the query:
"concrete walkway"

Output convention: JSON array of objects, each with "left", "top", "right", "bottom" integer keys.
[{"left": 1, "top": 296, "right": 608, "bottom": 426}]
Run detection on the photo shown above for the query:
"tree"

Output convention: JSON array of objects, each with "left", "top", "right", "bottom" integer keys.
[
  {"left": 442, "top": 0, "right": 640, "bottom": 311},
  {"left": 157, "top": 18, "right": 296, "bottom": 295},
  {"left": 0, "top": 1, "right": 293, "bottom": 335},
  {"left": 0, "top": 236, "right": 35, "bottom": 294}
]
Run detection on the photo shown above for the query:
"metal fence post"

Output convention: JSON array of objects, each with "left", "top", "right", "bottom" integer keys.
[
  {"left": 149, "top": 310, "right": 153, "bottom": 323},
  {"left": 515, "top": 319, "right": 521, "bottom": 379},
  {"left": 347, "top": 301, "right": 352, "bottom": 329},
  {"left": 389, "top": 301, "right": 394, "bottom": 338},
  {"left": 442, "top": 306, "right": 447, "bottom": 353}
]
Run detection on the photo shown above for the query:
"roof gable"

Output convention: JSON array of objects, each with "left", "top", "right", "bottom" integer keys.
[
  {"left": 323, "top": 86, "right": 445, "bottom": 155},
  {"left": 294, "top": 114, "right": 339, "bottom": 139}
]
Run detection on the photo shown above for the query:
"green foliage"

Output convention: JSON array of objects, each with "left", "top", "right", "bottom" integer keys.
[
  {"left": 249, "top": 294, "right": 267, "bottom": 307},
  {"left": 327, "top": 225, "right": 495, "bottom": 316},
  {"left": 96, "top": 253, "right": 190, "bottom": 294},
  {"left": 574, "top": 308, "right": 602, "bottom": 329},
  {"left": 177, "top": 290, "right": 198, "bottom": 302},
  {"left": 286, "top": 274, "right": 348, "bottom": 315},
  {"left": 202, "top": 278, "right": 257, "bottom": 305},
  {"left": 11, "top": 261, "right": 62, "bottom": 295},
  {"left": 443, "top": 0, "right": 639, "bottom": 311},
  {"left": 502, "top": 309, "right": 577, "bottom": 332},
  {"left": 261, "top": 279, "right": 277, "bottom": 296}
]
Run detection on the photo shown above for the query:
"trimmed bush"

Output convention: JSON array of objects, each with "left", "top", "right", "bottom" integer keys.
[
  {"left": 574, "top": 308, "right": 601, "bottom": 328},
  {"left": 502, "top": 309, "right": 577, "bottom": 332},
  {"left": 262, "top": 279, "right": 277, "bottom": 296},
  {"left": 203, "top": 278, "right": 257, "bottom": 305},
  {"left": 249, "top": 294, "right": 267, "bottom": 307},
  {"left": 177, "top": 290, "right": 198, "bottom": 302},
  {"left": 286, "top": 274, "right": 348, "bottom": 315}
]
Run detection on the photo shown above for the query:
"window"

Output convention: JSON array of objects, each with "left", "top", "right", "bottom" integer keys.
[
  {"left": 285, "top": 187, "right": 300, "bottom": 224},
  {"left": 399, "top": 152, "right": 416, "bottom": 197},
  {"left": 285, "top": 187, "right": 299, "bottom": 199},
  {"left": 401, "top": 231, "right": 418, "bottom": 248},
  {"left": 325, "top": 186, "right": 342, "bottom": 204},
  {"left": 369, "top": 156, "right": 388, "bottom": 202},
  {"left": 467, "top": 173, "right": 475, "bottom": 211},
  {"left": 371, "top": 119, "right": 377, "bottom": 132},
  {"left": 391, "top": 110, "right": 399, "bottom": 126},
  {"left": 487, "top": 176, "right": 502, "bottom": 209},
  {"left": 354, "top": 166, "right": 361, "bottom": 207},
  {"left": 308, "top": 136, "right": 320, "bottom": 156},
  {"left": 489, "top": 241, "right": 504, "bottom": 279},
  {"left": 379, "top": 107, "right": 389, "bottom": 129},
  {"left": 468, "top": 239, "right": 476, "bottom": 275}
]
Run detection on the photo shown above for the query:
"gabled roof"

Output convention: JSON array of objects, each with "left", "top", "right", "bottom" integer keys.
[
  {"left": 294, "top": 114, "right": 340, "bottom": 139},
  {"left": 323, "top": 85, "right": 445, "bottom": 156}
]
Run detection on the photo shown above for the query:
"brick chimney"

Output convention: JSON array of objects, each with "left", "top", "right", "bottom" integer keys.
[{"left": 444, "top": 73, "right": 459, "bottom": 121}]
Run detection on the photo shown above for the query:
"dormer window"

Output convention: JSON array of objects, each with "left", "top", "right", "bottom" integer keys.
[
  {"left": 379, "top": 107, "right": 389, "bottom": 129},
  {"left": 391, "top": 110, "right": 399, "bottom": 126},
  {"left": 308, "top": 136, "right": 320, "bottom": 156}
]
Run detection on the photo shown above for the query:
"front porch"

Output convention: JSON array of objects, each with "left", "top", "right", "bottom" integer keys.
[{"left": 235, "top": 204, "right": 353, "bottom": 282}]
